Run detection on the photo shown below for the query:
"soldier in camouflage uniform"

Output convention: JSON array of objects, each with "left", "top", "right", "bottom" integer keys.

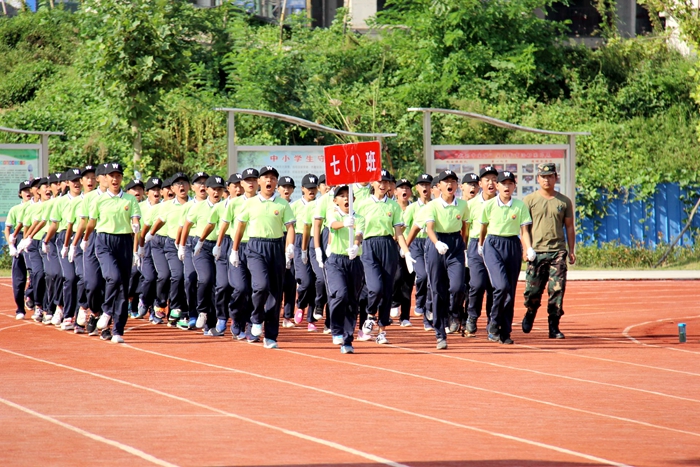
[{"left": 521, "top": 163, "right": 576, "bottom": 339}]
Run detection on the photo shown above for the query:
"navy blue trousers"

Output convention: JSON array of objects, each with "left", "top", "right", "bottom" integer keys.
[
  {"left": 83, "top": 237, "right": 104, "bottom": 314},
  {"left": 193, "top": 239, "right": 217, "bottom": 327},
  {"left": 214, "top": 236, "right": 232, "bottom": 322},
  {"left": 326, "top": 254, "right": 364, "bottom": 345},
  {"left": 410, "top": 238, "right": 432, "bottom": 317},
  {"left": 293, "top": 233, "right": 315, "bottom": 315},
  {"left": 483, "top": 235, "right": 521, "bottom": 339},
  {"left": 11, "top": 232, "right": 27, "bottom": 314},
  {"left": 138, "top": 241, "right": 157, "bottom": 309},
  {"left": 27, "top": 240, "right": 45, "bottom": 310},
  {"left": 247, "top": 237, "right": 285, "bottom": 342},
  {"left": 467, "top": 238, "right": 493, "bottom": 323},
  {"left": 308, "top": 228, "right": 329, "bottom": 322},
  {"left": 95, "top": 233, "right": 132, "bottom": 336},
  {"left": 43, "top": 236, "right": 62, "bottom": 312},
  {"left": 183, "top": 236, "right": 197, "bottom": 319},
  {"left": 392, "top": 244, "right": 415, "bottom": 321},
  {"left": 72, "top": 243, "right": 87, "bottom": 310},
  {"left": 282, "top": 265, "right": 295, "bottom": 319},
  {"left": 57, "top": 231, "right": 78, "bottom": 319},
  {"left": 228, "top": 241, "right": 251, "bottom": 335},
  {"left": 164, "top": 237, "right": 186, "bottom": 313},
  {"left": 360, "top": 235, "right": 399, "bottom": 327},
  {"left": 426, "top": 232, "right": 466, "bottom": 340},
  {"left": 150, "top": 235, "right": 170, "bottom": 309}
]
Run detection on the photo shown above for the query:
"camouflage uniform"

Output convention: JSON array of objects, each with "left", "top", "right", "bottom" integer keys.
[{"left": 523, "top": 250, "right": 567, "bottom": 318}]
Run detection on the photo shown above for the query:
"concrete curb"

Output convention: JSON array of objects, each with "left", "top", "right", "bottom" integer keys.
[{"left": 518, "top": 270, "right": 700, "bottom": 281}]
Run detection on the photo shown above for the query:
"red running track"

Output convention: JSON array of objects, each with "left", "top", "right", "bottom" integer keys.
[{"left": 0, "top": 279, "right": 698, "bottom": 467}]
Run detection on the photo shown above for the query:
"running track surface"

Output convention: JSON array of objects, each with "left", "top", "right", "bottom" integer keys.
[{"left": 0, "top": 279, "right": 698, "bottom": 467}]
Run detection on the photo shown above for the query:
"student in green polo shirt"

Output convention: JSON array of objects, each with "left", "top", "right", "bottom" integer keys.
[
  {"left": 324, "top": 185, "right": 365, "bottom": 354},
  {"left": 84, "top": 162, "right": 141, "bottom": 343},
  {"left": 40, "top": 173, "right": 64, "bottom": 323},
  {"left": 311, "top": 175, "right": 334, "bottom": 332},
  {"left": 291, "top": 174, "right": 319, "bottom": 328},
  {"left": 479, "top": 170, "right": 534, "bottom": 345},
  {"left": 231, "top": 166, "right": 295, "bottom": 349},
  {"left": 5, "top": 180, "right": 32, "bottom": 319},
  {"left": 277, "top": 175, "right": 297, "bottom": 328},
  {"left": 391, "top": 178, "right": 415, "bottom": 327},
  {"left": 134, "top": 177, "right": 162, "bottom": 320}
]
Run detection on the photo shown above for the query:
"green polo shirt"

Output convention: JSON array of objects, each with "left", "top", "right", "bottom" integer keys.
[
  {"left": 352, "top": 184, "right": 371, "bottom": 202},
  {"left": 480, "top": 196, "right": 532, "bottom": 237},
  {"left": 50, "top": 194, "right": 76, "bottom": 232},
  {"left": 222, "top": 195, "right": 253, "bottom": 242},
  {"left": 66, "top": 194, "right": 84, "bottom": 227},
  {"left": 139, "top": 199, "right": 159, "bottom": 228},
  {"left": 22, "top": 201, "right": 39, "bottom": 239},
  {"left": 467, "top": 194, "right": 492, "bottom": 239},
  {"left": 313, "top": 191, "right": 335, "bottom": 229},
  {"left": 423, "top": 197, "right": 469, "bottom": 233},
  {"left": 327, "top": 208, "right": 365, "bottom": 256},
  {"left": 290, "top": 198, "right": 312, "bottom": 228},
  {"left": 80, "top": 189, "right": 103, "bottom": 219},
  {"left": 403, "top": 200, "right": 428, "bottom": 239},
  {"left": 355, "top": 195, "right": 403, "bottom": 239},
  {"left": 237, "top": 194, "right": 294, "bottom": 239},
  {"left": 6, "top": 201, "right": 28, "bottom": 229},
  {"left": 35, "top": 198, "right": 55, "bottom": 239},
  {"left": 158, "top": 198, "right": 189, "bottom": 239},
  {"left": 207, "top": 197, "right": 229, "bottom": 233},
  {"left": 89, "top": 191, "right": 141, "bottom": 234},
  {"left": 186, "top": 199, "right": 218, "bottom": 241}
]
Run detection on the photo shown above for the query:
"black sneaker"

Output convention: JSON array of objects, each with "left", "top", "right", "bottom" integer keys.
[
  {"left": 465, "top": 317, "right": 477, "bottom": 336},
  {"left": 24, "top": 297, "right": 35, "bottom": 312},
  {"left": 100, "top": 329, "right": 112, "bottom": 341},
  {"left": 522, "top": 311, "right": 536, "bottom": 334},
  {"left": 500, "top": 337, "right": 514, "bottom": 345},
  {"left": 87, "top": 315, "right": 98, "bottom": 335},
  {"left": 487, "top": 333, "right": 501, "bottom": 343},
  {"left": 549, "top": 330, "right": 565, "bottom": 339},
  {"left": 448, "top": 319, "right": 459, "bottom": 334}
]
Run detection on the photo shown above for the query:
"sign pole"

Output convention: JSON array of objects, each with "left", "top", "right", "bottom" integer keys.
[
  {"left": 348, "top": 183, "right": 354, "bottom": 246},
  {"left": 423, "top": 111, "right": 432, "bottom": 175},
  {"left": 227, "top": 111, "right": 237, "bottom": 177}
]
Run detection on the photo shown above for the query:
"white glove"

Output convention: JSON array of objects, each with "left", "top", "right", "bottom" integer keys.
[
  {"left": 478, "top": 244, "right": 484, "bottom": 257},
  {"left": 8, "top": 234, "right": 15, "bottom": 246},
  {"left": 465, "top": 250, "right": 469, "bottom": 268},
  {"left": 526, "top": 247, "right": 536, "bottom": 262},
  {"left": 301, "top": 249, "right": 308, "bottom": 265},
  {"left": 286, "top": 259, "right": 292, "bottom": 269},
  {"left": 399, "top": 248, "right": 405, "bottom": 258},
  {"left": 9, "top": 245, "right": 18, "bottom": 257},
  {"left": 212, "top": 245, "right": 221, "bottom": 260},
  {"left": 193, "top": 240, "right": 204, "bottom": 256},
  {"left": 144, "top": 232, "right": 153, "bottom": 244},
  {"left": 315, "top": 247, "right": 324, "bottom": 269},
  {"left": 435, "top": 241, "right": 449, "bottom": 255},
  {"left": 68, "top": 245, "right": 76, "bottom": 263},
  {"left": 405, "top": 251, "right": 417, "bottom": 274},
  {"left": 131, "top": 223, "right": 140, "bottom": 234},
  {"left": 177, "top": 244, "right": 185, "bottom": 261},
  {"left": 325, "top": 245, "right": 331, "bottom": 258},
  {"left": 137, "top": 245, "right": 144, "bottom": 259},
  {"left": 343, "top": 216, "right": 354, "bottom": 228},
  {"left": 347, "top": 244, "right": 359, "bottom": 260},
  {"left": 229, "top": 249, "right": 240, "bottom": 268},
  {"left": 133, "top": 252, "right": 141, "bottom": 267},
  {"left": 285, "top": 243, "right": 295, "bottom": 261},
  {"left": 17, "top": 238, "right": 30, "bottom": 254},
  {"left": 41, "top": 241, "right": 48, "bottom": 254},
  {"left": 61, "top": 245, "right": 68, "bottom": 258},
  {"left": 80, "top": 239, "right": 88, "bottom": 251}
]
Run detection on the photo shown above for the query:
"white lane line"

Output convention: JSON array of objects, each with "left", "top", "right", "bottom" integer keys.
[
  {"left": 623, "top": 315, "right": 700, "bottom": 355},
  {"left": 0, "top": 322, "right": 31, "bottom": 332},
  {"left": 0, "top": 348, "right": 410, "bottom": 467},
  {"left": 48, "top": 414, "right": 228, "bottom": 418},
  {"left": 0, "top": 283, "right": 11, "bottom": 287},
  {"left": 0, "top": 396, "right": 180, "bottom": 467}
]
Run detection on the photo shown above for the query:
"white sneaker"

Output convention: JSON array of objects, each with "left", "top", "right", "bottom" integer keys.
[
  {"left": 332, "top": 335, "right": 343, "bottom": 345},
  {"left": 76, "top": 307, "right": 87, "bottom": 326},
  {"left": 375, "top": 332, "right": 389, "bottom": 345},
  {"left": 357, "top": 330, "right": 372, "bottom": 341},
  {"left": 196, "top": 312, "right": 207, "bottom": 329},
  {"left": 42, "top": 314, "right": 53, "bottom": 325},
  {"left": 282, "top": 318, "right": 295, "bottom": 328},
  {"left": 263, "top": 338, "right": 278, "bottom": 349},
  {"left": 400, "top": 319, "right": 412, "bottom": 327},
  {"left": 426, "top": 311, "right": 433, "bottom": 321},
  {"left": 51, "top": 308, "right": 64, "bottom": 326},
  {"left": 251, "top": 323, "right": 263, "bottom": 337},
  {"left": 390, "top": 307, "right": 400, "bottom": 318},
  {"left": 111, "top": 334, "right": 124, "bottom": 344},
  {"left": 32, "top": 308, "right": 44, "bottom": 322},
  {"left": 60, "top": 318, "right": 75, "bottom": 331},
  {"left": 361, "top": 317, "right": 375, "bottom": 336},
  {"left": 97, "top": 313, "right": 111, "bottom": 330},
  {"left": 15, "top": 313, "right": 25, "bottom": 320}
]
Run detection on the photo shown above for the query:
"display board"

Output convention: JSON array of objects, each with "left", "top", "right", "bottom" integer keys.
[
  {"left": 432, "top": 145, "right": 569, "bottom": 200},
  {"left": 0, "top": 144, "right": 41, "bottom": 220}
]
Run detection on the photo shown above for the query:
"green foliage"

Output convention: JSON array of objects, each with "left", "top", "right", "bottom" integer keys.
[
  {"left": 0, "top": 246, "right": 12, "bottom": 270},
  {"left": 575, "top": 239, "right": 700, "bottom": 268}
]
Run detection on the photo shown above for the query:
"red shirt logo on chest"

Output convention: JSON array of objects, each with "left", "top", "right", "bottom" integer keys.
[
  {"left": 274, "top": 210, "right": 280, "bottom": 216},
  {"left": 124, "top": 205, "right": 129, "bottom": 211},
  {"left": 386, "top": 211, "right": 392, "bottom": 217},
  {"left": 511, "top": 214, "right": 516, "bottom": 219},
  {"left": 456, "top": 214, "right": 461, "bottom": 220}
]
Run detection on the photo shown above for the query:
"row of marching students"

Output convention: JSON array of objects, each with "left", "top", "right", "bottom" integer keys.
[{"left": 4, "top": 162, "right": 536, "bottom": 352}]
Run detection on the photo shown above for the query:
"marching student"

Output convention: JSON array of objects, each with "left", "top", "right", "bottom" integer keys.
[
  {"left": 142, "top": 177, "right": 171, "bottom": 324},
  {"left": 356, "top": 169, "right": 407, "bottom": 345},
  {"left": 352, "top": 181, "right": 371, "bottom": 202},
  {"left": 311, "top": 175, "right": 335, "bottom": 333},
  {"left": 325, "top": 185, "right": 365, "bottom": 354},
  {"left": 479, "top": 170, "right": 534, "bottom": 345},
  {"left": 84, "top": 162, "right": 141, "bottom": 343},
  {"left": 40, "top": 173, "right": 64, "bottom": 323},
  {"left": 184, "top": 175, "right": 224, "bottom": 332},
  {"left": 5, "top": 180, "right": 32, "bottom": 319},
  {"left": 465, "top": 167, "right": 497, "bottom": 337},
  {"left": 422, "top": 170, "right": 469, "bottom": 349},
  {"left": 231, "top": 166, "right": 295, "bottom": 349},
  {"left": 277, "top": 176, "right": 297, "bottom": 328},
  {"left": 135, "top": 177, "right": 162, "bottom": 319},
  {"left": 456, "top": 172, "right": 481, "bottom": 333},
  {"left": 391, "top": 178, "right": 415, "bottom": 326},
  {"left": 125, "top": 179, "right": 145, "bottom": 318},
  {"left": 291, "top": 174, "right": 318, "bottom": 326}
]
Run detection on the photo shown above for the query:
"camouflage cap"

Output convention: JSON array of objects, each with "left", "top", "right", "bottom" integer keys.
[{"left": 537, "top": 163, "right": 557, "bottom": 176}]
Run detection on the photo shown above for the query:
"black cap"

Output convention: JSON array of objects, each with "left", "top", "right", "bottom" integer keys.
[
  {"left": 30, "top": 178, "right": 43, "bottom": 188},
  {"left": 462, "top": 173, "right": 479, "bottom": 184},
  {"left": 36, "top": 177, "right": 49, "bottom": 187},
  {"left": 206, "top": 175, "right": 225, "bottom": 189},
  {"left": 145, "top": 177, "right": 163, "bottom": 191},
  {"left": 396, "top": 178, "right": 412, "bottom": 189},
  {"left": 171, "top": 172, "right": 189, "bottom": 184},
  {"left": 81, "top": 164, "right": 96, "bottom": 176},
  {"left": 318, "top": 174, "right": 326, "bottom": 185},
  {"left": 104, "top": 162, "right": 124, "bottom": 175},
  {"left": 19, "top": 180, "right": 31, "bottom": 192},
  {"left": 227, "top": 173, "right": 243, "bottom": 185},
  {"left": 125, "top": 179, "right": 145, "bottom": 191},
  {"left": 380, "top": 169, "right": 393, "bottom": 181},
  {"left": 334, "top": 185, "right": 349, "bottom": 197},
  {"left": 48, "top": 172, "right": 63, "bottom": 184},
  {"left": 279, "top": 176, "right": 295, "bottom": 188},
  {"left": 415, "top": 173, "right": 433, "bottom": 185},
  {"left": 259, "top": 165, "right": 279, "bottom": 178},
  {"left": 479, "top": 165, "right": 498, "bottom": 178},
  {"left": 430, "top": 177, "right": 439, "bottom": 188},
  {"left": 191, "top": 171, "right": 209, "bottom": 183},
  {"left": 437, "top": 169, "right": 459, "bottom": 182},
  {"left": 537, "top": 163, "right": 557, "bottom": 176},
  {"left": 241, "top": 168, "right": 259, "bottom": 180},
  {"left": 301, "top": 174, "right": 319, "bottom": 189},
  {"left": 64, "top": 168, "right": 82, "bottom": 182},
  {"left": 161, "top": 177, "right": 173, "bottom": 189},
  {"left": 95, "top": 163, "right": 107, "bottom": 176},
  {"left": 497, "top": 170, "right": 516, "bottom": 183}
]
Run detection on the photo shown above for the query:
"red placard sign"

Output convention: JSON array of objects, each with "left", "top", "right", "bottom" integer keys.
[{"left": 323, "top": 141, "right": 382, "bottom": 186}]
